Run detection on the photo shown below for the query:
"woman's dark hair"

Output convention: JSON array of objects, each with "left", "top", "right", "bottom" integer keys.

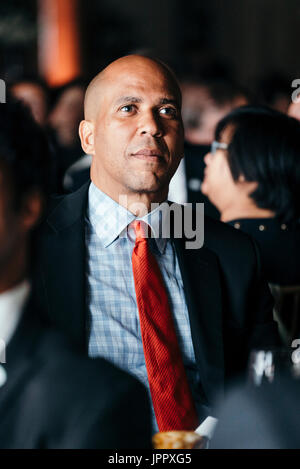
[{"left": 215, "top": 105, "right": 300, "bottom": 223}]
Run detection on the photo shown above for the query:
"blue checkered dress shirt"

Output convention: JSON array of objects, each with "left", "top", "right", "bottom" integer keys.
[{"left": 86, "top": 182, "right": 207, "bottom": 431}]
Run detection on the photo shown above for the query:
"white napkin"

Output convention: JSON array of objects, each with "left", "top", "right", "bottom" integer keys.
[{"left": 195, "top": 416, "right": 218, "bottom": 440}]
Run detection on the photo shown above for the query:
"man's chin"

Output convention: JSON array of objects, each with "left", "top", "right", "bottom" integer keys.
[{"left": 126, "top": 175, "right": 168, "bottom": 194}]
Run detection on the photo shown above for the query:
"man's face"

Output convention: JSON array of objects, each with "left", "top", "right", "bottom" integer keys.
[{"left": 87, "top": 61, "right": 184, "bottom": 201}]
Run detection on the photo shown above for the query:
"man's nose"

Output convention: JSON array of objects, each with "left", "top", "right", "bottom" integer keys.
[{"left": 139, "top": 111, "right": 164, "bottom": 138}]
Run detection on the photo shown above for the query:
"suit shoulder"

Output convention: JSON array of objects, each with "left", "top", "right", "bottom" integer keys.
[
  {"left": 46, "top": 192, "right": 67, "bottom": 212},
  {"left": 169, "top": 202, "right": 257, "bottom": 256},
  {"left": 39, "top": 182, "right": 90, "bottom": 233},
  {"left": 201, "top": 215, "right": 262, "bottom": 276},
  {"left": 48, "top": 181, "right": 90, "bottom": 213}
]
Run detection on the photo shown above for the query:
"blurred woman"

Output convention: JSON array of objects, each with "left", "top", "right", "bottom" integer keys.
[{"left": 202, "top": 106, "right": 300, "bottom": 285}]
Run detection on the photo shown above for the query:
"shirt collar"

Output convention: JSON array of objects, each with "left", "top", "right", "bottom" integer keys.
[{"left": 87, "top": 182, "right": 169, "bottom": 253}]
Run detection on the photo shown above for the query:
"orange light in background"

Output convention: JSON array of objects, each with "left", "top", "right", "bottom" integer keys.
[{"left": 37, "top": 0, "right": 81, "bottom": 87}]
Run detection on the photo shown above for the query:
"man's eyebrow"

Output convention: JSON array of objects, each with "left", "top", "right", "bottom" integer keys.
[
  {"left": 114, "top": 96, "right": 143, "bottom": 106},
  {"left": 159, "top": 98, "right": 179, "bottom": 107},
  {"left": 114, "top": 96, "right": 180, "bottom": 107}
]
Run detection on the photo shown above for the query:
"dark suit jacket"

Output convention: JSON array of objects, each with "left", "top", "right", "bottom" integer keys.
[
  {"left": 0, "top": 298, "right": 151, "bottom": 449},
  {"left": 35, "top": 182, "right": 279, "bottom": 410}
]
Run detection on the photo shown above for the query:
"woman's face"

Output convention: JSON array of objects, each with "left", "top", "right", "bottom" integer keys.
[{"left": 201, "top": 126, "right": 239, "bottom": 212}]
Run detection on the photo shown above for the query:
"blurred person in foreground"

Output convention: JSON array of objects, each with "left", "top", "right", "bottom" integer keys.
[
  {"left": 0, "top": 99, "right": 151, "bottom": 449},
  {"left": 36, "top": 55, "right": 279, "bottom": 436},
  {"left": 202, "top": 106, "right": 300, "bottom": 287}
]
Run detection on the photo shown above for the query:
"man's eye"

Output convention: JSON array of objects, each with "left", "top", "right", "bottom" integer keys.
[
  {"left": 120, "top": 105, "right": 134, "bottom": 113},
  {"left": 160, "top": 107, "right": 177, "bottom": 117}
]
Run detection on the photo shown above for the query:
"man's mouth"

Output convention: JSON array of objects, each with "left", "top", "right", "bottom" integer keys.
[{"left": 132, "top": 149, "right": 164, "bottom": 161}]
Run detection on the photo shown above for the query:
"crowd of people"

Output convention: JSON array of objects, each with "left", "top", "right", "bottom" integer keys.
[{"left": 0, "top": 52, "right": 300, "bottom": 449}]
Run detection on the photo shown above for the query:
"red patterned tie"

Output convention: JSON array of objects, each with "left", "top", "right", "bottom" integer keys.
[{"left": 131, "top": 220, "right": 199, "bottom": 431}]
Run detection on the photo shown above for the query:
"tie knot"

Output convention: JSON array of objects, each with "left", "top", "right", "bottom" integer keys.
[{"left": 131, "top": 220, "right": 149, "bottom": 242}]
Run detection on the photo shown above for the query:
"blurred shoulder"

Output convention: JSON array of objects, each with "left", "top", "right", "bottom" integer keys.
[
  {"left": 204, "top": 214, "right": 256, "bottom": 247},
  {"left": 203, "top": 215, "right": 260, "bottom": 271},
  {"left": 38, "top": 182, "right": 90, "bottom": 234}
]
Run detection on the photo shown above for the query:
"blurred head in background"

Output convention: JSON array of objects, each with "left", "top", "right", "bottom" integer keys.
[
  {"left": 48, "top": 79, "right": 85, "bottom": 148},
  {"left": 10, "top": 78, "right": 49, "bottom": 127},
  {"left": 181, "top": 77, "right": 248, "bottom": 145},
  {"left": 47, "top": 79, "right": 86, "bottom": 191},
  {"left": 202, "top": 106, "right": 300, "bottom": 223},
  {"left": 256, "top": 73, "right": 291, "bottom": 114}
]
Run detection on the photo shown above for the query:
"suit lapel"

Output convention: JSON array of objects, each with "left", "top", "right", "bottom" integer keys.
[
  {"left": 173, "top": 234, "right": 225, "bottom": 402},
  {"left": 38, "top": 183, "right": 89, "bottom": 352}
]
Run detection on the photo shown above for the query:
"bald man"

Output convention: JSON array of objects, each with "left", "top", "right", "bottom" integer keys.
[{"left": 36, "top": 55, "right": 279, "bottom": 435}]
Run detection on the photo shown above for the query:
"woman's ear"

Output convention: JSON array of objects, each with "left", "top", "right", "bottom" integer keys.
[{"left": 238, "top": 178, "right": 258, "bottom": 195}]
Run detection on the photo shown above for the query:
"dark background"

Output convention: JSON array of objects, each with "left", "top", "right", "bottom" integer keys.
[{"left": 0, "top": 0, "right": 299, "bottom": 92}]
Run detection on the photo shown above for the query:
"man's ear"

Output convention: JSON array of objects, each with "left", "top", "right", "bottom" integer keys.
[
  {"left": 79, "top": 120, "right": 95, "bottom": 155},
  {"left": 20, "top": 191, "right": 44, "bottom": 233}
]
